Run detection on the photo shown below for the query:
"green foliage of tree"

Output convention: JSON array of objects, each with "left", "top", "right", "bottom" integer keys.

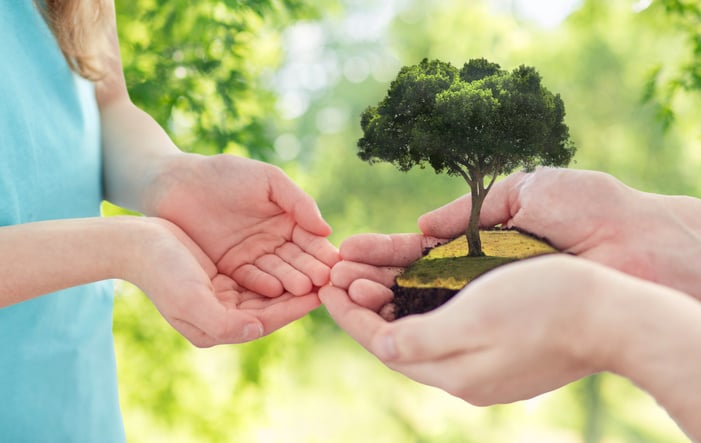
[{"left": 358, "top": 58, "right": 575, "bottom": 256}]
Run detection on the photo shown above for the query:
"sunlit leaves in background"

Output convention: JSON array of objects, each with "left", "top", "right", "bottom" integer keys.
[
  {"left": 115, "top": 0, "right": 320, "bottom": 157},
  {"left": 640, "top": 0, "right": 701, "bottom": 128},
  {"left": 112, "top": 0, "right": 700, "bottom": 442}
]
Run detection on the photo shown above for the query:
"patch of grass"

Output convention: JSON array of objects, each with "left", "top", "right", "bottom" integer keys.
[
  {"left": 426, "top": 230, "right": 556, "bottom": 260},
  {"left": 397, "top": 230, "right": 557, "bottom": 290},
  {"left": 397, "top": 255, "right": 516, "bottom": 290}
]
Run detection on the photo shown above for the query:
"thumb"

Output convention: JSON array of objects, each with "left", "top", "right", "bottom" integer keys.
[
  {"left": 164, "top": 281, "right": 264, "bottom": 346},
  {"left": 147, "top": 250, "right": 263, "bottom": 346},
  {"left": 371, "top": 295, "right": 478, "bottom": 363},
  {"left": 418, "top": 171, "right": 526, "bottom": 238},
  {"left": 417, "top": 194, "right": 472, "bottom": 239},
  {"left": 268, "top": 167, "right": 332, "bottom": 236}
]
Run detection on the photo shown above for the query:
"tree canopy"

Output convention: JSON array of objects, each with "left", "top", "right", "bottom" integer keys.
[{"left": 358, "top": 58, "right": 576, "bottom": 255}]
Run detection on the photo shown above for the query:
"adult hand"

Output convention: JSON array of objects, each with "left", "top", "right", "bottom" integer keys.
[
  {"left": 323, "top": 248, "right": 701, "bottom": 443},
  {"left": 323, "top": 253, "right": 619, "bottom": 404},
  {"left": 129, "top": 217, "right": 322, "bottom": 347},
  {"left": 146, "top": 154, "right": 339, "bottom": 338},
  {"left": 419, "top": 167, "right": 701, "bottom": 300}
]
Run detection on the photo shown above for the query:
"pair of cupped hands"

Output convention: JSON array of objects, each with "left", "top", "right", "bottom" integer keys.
[{"left": 142, "top": 154, "right": 701, "bottom": 407}]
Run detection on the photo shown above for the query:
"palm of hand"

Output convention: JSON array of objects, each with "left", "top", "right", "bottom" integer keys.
[{"left": 142, "top": 217, "right": 322, "bottom": 347}]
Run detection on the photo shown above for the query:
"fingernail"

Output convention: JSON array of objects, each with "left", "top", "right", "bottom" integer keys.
[
  {"left": 243, "top": 323, "right": 264, "bottom": 341},
  {"left": 378, "top": 333, "right": 398, "bottom": 360}
]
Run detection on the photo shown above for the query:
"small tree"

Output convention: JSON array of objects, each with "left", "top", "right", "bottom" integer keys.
[{"left": 358, "top": 58, "right": 576, "bottom": 257}]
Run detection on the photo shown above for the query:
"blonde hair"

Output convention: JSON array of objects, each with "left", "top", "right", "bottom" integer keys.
[{"left": 35, "top": 0, "right": 113, "bottom": 80}]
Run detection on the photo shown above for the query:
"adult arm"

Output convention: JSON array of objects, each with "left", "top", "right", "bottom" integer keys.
[{"left": 323, "top": 244, "right": 701, "bottom": 441}]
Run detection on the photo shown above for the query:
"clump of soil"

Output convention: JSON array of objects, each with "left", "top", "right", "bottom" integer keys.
[
  {"left": 388, "top": 228, "right": 557, "bottom": 320},
  {"left": 389, "top": 285, "right": 459, "bottom": 319}
]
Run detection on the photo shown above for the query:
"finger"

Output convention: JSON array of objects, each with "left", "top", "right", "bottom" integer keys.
[
  {"left": 379, "top": 303, "right": 397, "bottom": 322},
  {"left": 348, "top": 278, "right": 395, "bottom": 311},
  {"left": 320, "top": 285, "right": 392, "bottom": 355},
  {"left": 480, "top": 171, "right": 528, "bottom": 227},
  {"left": 268, "top": 167, "right": 332, "bottom": 236},
  {"left": 339, "top": 233, "right": 443, "bottom": 267},
  {"left": 232, "top": 263, "right": 284, "bottom": 298},
  {"left": 254, "top": 293, "right": 322, "bottom": 334},
  {"left": 276, "top": 242, "right": 331, "bottom": 287},
  {"left": 330, "top": 260, "right": 401, "bottom": 289},
  {"left": 292, "top": 226, "right": 340, "bottom": 267},
  {"left": 218, "top": 234, "right": 281, "bottom": 277},
  {"left": 417, "top": 171, "right": 528, "bottom": 238},
  {"left": 417, "top": 195, "right": 470, "bottom": 239},
  {"left": 255, "top": 253, "right": 313, "bottom": 296}
]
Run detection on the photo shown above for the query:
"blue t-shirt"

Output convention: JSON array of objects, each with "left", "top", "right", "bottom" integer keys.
[{"left": 0, "top": 2, "right": 125, "bottom": 442}]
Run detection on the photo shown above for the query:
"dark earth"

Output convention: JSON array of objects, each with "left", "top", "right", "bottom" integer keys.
[{"left": 391, "top": 285, "right": 459, "bottom": 319}]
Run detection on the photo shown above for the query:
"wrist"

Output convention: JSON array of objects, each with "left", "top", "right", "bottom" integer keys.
[
  {"left": 141, "top": 152, "right": 203, "bottom": 216},
  {"left": 550, "top": 259, "right": 627, "bottom": 372},
  {"left": 108, "top": 216, "right": 177, "bottom": 284}
]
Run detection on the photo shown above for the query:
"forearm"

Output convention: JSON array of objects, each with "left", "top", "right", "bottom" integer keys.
[
  {"left": 100, "top": 98, "right": 185, "bottom": 214},
  {"left": 0, "top": 217, "right": 148, "bottom": 307},
  {"left": 96, "top": 9, "right": 185, "bottom": 215},
  {"left": 602, "top": 277, "right": 701, "bottom": 441}
]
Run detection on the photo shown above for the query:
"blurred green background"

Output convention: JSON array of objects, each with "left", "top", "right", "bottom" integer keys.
[{"left": 109, "top": 0, "right": 701, "bottom": 441}]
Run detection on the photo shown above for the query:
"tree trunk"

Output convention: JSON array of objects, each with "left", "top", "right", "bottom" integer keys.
[{"left": 466, "top": 191, "right": 485, "bottom": 257}]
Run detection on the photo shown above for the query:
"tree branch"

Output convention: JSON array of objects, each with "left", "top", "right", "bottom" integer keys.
[
  {"left": 485, "top": 162, "right": 500, "bottom": 192},
  {"left": 453, "top": 162, "right": 472, "bottom": 185}
]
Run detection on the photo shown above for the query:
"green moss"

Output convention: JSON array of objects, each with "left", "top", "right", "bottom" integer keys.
[{"left": 397, "top": 255, "right": 516, "bottom": 290}]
